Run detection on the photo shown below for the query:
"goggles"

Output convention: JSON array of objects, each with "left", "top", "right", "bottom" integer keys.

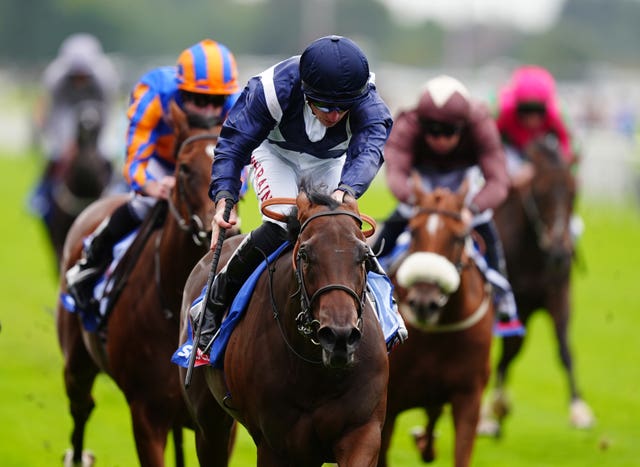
[
  {"left": 307, "top": 99, "right": 352, "bottom": 113},
  {"left": 517, "top": 101, "right": 546, "bottom": 115},
  {"left": 182, "top": 91, "right": 228, "bottom": 108},
  {"left": 421, "top": 120, "right": 463, "bottom": 138}
]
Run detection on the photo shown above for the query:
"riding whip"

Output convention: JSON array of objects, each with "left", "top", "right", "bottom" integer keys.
[{"left": 185, "top": 197, "right": 234, "bottom": 388}]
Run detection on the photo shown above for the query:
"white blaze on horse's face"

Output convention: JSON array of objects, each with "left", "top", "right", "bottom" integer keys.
[{"left": 426, "top": 213, "right": 441, "bottom": 236}]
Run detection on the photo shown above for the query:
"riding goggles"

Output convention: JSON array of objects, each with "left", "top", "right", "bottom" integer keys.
[
  {"left": 421, "top": 120, "right": 464, "bottom": 137},
  {"left": 516, "top": 101, "right": 547, "bottom": 115},
  {"left": 307, "top": 99, "right": 352, "bottom": 113},
  {"left": 181, "top": 91, "right": 228, "bottom": 108}
]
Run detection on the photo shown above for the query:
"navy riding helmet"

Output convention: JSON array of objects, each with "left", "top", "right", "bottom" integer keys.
[{"left": 299, "top": 35, "right": 370, "bottom": 105}]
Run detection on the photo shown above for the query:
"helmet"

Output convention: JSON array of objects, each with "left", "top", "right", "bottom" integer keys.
[
  {"left": 58, "top": 33, "right": 104, "bottom": 75},
  {"left": 510, "top": 65, "right": 555, "bottom": 105},
  {"left": 299, "top": 35, "right": 370, "bottom": 104},
  {"left": 176, "top": 39, "right": 239, "bottom": 95},
  {"left": 416, "top": 75, "right": 471, "bottom": 125}
]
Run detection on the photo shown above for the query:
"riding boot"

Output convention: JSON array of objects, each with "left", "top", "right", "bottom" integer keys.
[
  {"left": 194, "top": 221, "right": 287, "bottom": 354},
  {"left": 66, "top": 203, "right": 140, "bottom": 310}
]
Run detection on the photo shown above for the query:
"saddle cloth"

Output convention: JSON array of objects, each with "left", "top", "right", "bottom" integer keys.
[
  {"left": 60, "top": 230, "right": 138, "bottom": 332},
  {"left": 172, "top": 241, "right": 405, "bottom": 369}
]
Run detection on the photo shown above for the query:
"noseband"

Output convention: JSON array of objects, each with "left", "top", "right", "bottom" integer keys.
[
  {"left": 167, "top": 133, "right": 219, "bottom": 246},
  {"left": 293, "top": 210, "right": 367, "bottom": 343}
]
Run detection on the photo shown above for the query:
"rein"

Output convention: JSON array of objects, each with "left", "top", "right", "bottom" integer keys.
[{"left": 167, "top": 132, "right": 219, "bottom": 246}]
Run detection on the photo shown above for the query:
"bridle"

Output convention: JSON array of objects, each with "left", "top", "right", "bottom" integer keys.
[
  {"left": 293, "top": 210, "right": 368, "bottom": 342},
  {"left": 518, "top": 169, "right": 572, "bottom": 253},
  {"left": 166, "top": 132, "right": 219, "bottom": 246}
]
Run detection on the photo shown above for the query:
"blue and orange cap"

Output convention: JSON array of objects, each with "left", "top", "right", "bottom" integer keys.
[{"left": 176, "top": 39, "right": 239, "bottom": 95}]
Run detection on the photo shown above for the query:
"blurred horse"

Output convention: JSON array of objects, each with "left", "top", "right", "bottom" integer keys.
[
  {"left": 378, "top": 179, "right": 493, "bottom": 467},
  {"left": 179, "top": 186, "right": 389, "bottom": 466},
  {"left": 46, "top": 100, "right": 113, "bottom": 268},
  {"left": 56, "top": 102, "right": 234, "bottom": 467},
  {"left": 479, "top": 137, "right": 594, "bottom": 435}
]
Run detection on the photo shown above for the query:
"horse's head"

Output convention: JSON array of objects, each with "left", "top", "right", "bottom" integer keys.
[
  {"left": 167, "top": 101, "right": 221, "bottom": 246},
  {"left": 394, "top": 175, "right": 470, "bottom": 328},
  {"left": 283, "top": 184, "right": 374, "bottom": 368},
  {"left": 521, "top": 137, "right": 577, "bottom": 271}
]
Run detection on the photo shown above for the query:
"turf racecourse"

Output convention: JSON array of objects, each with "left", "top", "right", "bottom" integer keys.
[{"left": 1, "top": 151, "right": 639, "bottom": 467}]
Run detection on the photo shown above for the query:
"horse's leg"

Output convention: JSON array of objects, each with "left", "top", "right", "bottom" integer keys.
[
  {"left": 171, "top": 424, "right": 184, "bottom": 467},
  {"left": 128, "top": 400, "right": 170, "bottom": 467},
  {"left": 451, "top": 391, "right": 483, "bottom": 467},
  {"left": 333, "top": 421, "right": 382, "bottom": 467},
  {"left": 58, "top": 313, "right": 99, "bottom": 466},
  {"left": 412, "top": 405, "right": 442, "bottom": 463},
  {"left": 548, "top": 286, "right": 595, "bottom": 428},
  {"left": 376, "top": 411, "right": 398, "bottom": 467}
]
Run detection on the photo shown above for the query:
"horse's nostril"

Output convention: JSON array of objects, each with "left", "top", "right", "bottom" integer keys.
[
  {"left": 317, "top": 327, "right": 337, "bottom": 350},
  {"left": 347, "top": 328, "right": 362, "bottom": 347}
]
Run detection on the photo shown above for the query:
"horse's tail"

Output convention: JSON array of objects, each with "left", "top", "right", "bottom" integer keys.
[{"left": 172, "top": 424, "right": 184, "bottom": 467}]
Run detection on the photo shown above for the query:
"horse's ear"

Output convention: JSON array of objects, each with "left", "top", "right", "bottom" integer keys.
[
  {"left": 169, "top": 100, "right": 189, "bottom": 136},
  {"left": 458, "top": 178, "right": 470, "bottom": 198},
  {"left": 342, "top": 192, "right": 360, "bottom": 214},
  {"left": 411, "top": 171, "right": 424, "bottom": 204},
  {"left": 296, "top": 189, "right": 311, "bottom": 216}
]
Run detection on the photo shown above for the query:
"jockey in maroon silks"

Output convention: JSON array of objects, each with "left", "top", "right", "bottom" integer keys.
[{"left": 372, "top": 75, "right": 524, "bottom": 336}]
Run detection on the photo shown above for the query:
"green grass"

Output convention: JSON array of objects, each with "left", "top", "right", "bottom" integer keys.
[{"left": 1, "top": 151, "right": 639, "bottom": 466}]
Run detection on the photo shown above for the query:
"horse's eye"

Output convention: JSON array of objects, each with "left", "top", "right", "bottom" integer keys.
[
  {"left": 179, "top": 164, "right": 190, "bottom": 176},
  {"left": 298, "top": 248, "right": 308, "bottom": 263}
]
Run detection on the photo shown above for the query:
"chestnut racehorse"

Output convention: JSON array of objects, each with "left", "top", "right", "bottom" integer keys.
[
  {"left": 179, "top": 186, "right": 389, "bottom": 466},
  {"left": 56, "top": 102, "right": 234, "bottom": 466},
  {"left": 480, "top": 137, "right": 594, "bottom": 435},
  {"left": 378, "top": 180, "right": 493, "bottom": 467}
]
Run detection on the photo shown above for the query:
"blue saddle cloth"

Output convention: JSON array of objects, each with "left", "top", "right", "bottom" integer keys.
[{"left": 172, "top": 242, "right": 404, "bottom": 369}]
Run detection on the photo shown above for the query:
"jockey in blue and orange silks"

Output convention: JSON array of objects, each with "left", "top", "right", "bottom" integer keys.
[
  {"left": 66, "top": 39, "right": 243, "bottom": 311},
  {"left": 495, "top": 65, "right": 578, "bottom": 186}
]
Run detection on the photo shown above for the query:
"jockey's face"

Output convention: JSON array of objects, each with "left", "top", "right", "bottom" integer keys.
[
  {"left": 517, "top": 101, "right": 546, "bottom": 130},
  {"left": 181, "top": 92, "right": 228, "bottom": 120},
  {"left": 308, "top": 100, "right": 350, "bottom": 128},
  {"left": 425, "top": 132, "right": 462, "bottom": 155}
]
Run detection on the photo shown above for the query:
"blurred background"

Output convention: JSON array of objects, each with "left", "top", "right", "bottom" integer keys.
[{"left": 0, "top": 0, "right": 639, "bottom": 202}]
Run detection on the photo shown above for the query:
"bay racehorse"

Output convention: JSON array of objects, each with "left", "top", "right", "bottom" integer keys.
[
  {"left": 46, "top": 99, "right": 113, "bottom": 268},
  {"left": 378, "top": 179, "right": 493, "bottom": 467},
  {"left": 479, "top": 137, "right": 594, "bottom": 435},
  {"left": 179, "top": 186, "right": 389, "bottom": 466},
  {"left": 56, "top": 101, "right": 235, "bottom": 466}
]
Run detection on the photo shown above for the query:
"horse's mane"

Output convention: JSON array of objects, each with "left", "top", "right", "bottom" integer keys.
[{"left": 285, "top": 178, "right": 340, "bottom": 242}]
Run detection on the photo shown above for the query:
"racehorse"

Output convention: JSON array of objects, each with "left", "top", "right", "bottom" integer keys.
[
  {"left": 56, "top": 101, "right": 234, "bottom": 467},
  {"left": 179, "top": 186, "right": 390, "bottom": 466},
  {"left": 378, "top": 179, "right": 493, "bottom": 467},
  {"left": 46, "top": 100, "right": 113, "bottom": 268},
  {"left": 479, "top": 137, "right": 594, "bottom": 435}
]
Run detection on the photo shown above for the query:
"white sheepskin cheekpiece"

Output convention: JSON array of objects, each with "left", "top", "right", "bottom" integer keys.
[{"left": 396, "top": 252, "right": 460, "bottom": 293}]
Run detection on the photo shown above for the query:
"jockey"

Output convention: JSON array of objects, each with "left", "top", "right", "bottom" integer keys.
[
  {"left": 496, "top": 65, "right": 584, "bottom": 240},
  {"left": 193, "top": 35, "right": 404, "bottom": 354},
  {"left": 29, "top": 33, "right": 120, "bottom": 225},
  {"left": 371, "top": 75, "right": 524, "bottom": 336},
  {"left": 495, "top": 65, "right": 577, "bottom": 187},
  {"left": 66, "top": 39, "right": 241, "bottom": 312}
]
